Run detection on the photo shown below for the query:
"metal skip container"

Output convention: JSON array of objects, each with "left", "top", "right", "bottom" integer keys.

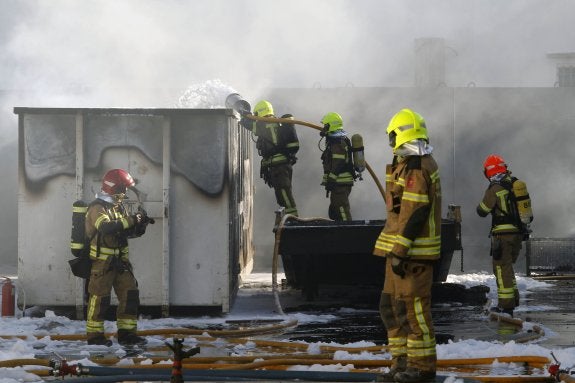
[
  {"left": 277, "top": 217, "right": 462, "bottom": 300},
  {"left": 15, "top": 107, "right": 254, "bottom": 317}
]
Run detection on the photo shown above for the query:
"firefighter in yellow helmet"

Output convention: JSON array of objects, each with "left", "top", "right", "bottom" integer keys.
[
  {"left": 239, "top": 100, "right": 300, "bottom": 216},
  {"left": 319, "top": 112, "right": 355, "bottom": 221},
  {"left": 373, "top": 109, "right": 441, "bottom": 382},
  {"left": 85, "top": 169, "right": 152, "bottom": 347},
  {"left": 477, "top": 154, "right": 533, "bottom": 317}
]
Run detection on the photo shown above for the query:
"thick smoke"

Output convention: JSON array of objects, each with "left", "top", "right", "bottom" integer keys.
[{"left": 2, "top": 0, "right": 575, "bottom": 273}]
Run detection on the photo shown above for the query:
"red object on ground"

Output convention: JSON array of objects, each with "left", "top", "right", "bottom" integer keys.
[{"left": 1, "top": 278, "right": 15, "bottom": 316}]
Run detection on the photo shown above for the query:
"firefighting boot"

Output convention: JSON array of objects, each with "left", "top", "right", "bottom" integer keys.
[
  {"left": 117, "top": 329, "right": 148, "bottom": 347},
  {"left": 394, "top": 367, "right": 436, "bottom": 383},
  {"left": 87, "top": 333, "right": 112, "bottom": 347},
  {"left": 377, "top": 356, "right": 406, "bottom": 382}
]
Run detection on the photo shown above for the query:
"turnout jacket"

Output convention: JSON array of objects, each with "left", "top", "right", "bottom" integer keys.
[
  {"left": 476, "top": 175, "right": 521, "bottom": 235},
  {"left": 321, "top": 134, "right": 354, "bottom": 186},
  {"left": 85, "top": 199, "right": 137, "bottom": 261},
  {"left": 373, "top": 154, "right": 442, "bottom": 260},
  {"left": 250, "top": 119, "right": 299, "bottom": 167}
]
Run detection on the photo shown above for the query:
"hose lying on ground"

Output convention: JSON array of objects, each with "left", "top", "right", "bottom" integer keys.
[
  {"left": 40, "top": 368, "right": 381, "bottom": 382},
  {"left": 0, "top": 318, "right": 299, "bottom": 341},
  {"left": 489, "top": 312, "right": 546, "bottom": 343},
  {"left": 29, "top": 367, "right": 558, "bottom": 383},
  {"left": 11, "top": 355, "right": 550, "bottom": 374},
  {"left": 559, "top": 372, "right": 575, "bottom": 383}
]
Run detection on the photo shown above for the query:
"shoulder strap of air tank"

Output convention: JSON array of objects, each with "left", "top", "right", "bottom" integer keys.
[
  {"left": 405, "top": 155, "right": 422, "bottom": 171},
  {"left": 87, "top": 199, "right": 102, "bottom": 257},
  {"left": 343, "top": 136, "right": 356, "bottom": 175}
]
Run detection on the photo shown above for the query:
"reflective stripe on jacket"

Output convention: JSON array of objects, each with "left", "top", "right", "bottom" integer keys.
[
  {"left": 373, "top": 155, "right": 442, "bottom": 260},
  {"left": 321, "top": 135, "right": 354, "bottom": 185},
  {"left": 476, "top": 177, "right": 520, "bottom": 235},
  {"left": 253, "top": 120, "right": 299, "bottom": 166},
  {"left": 85, "top": 199, "right": 133, "bottom": 260}
]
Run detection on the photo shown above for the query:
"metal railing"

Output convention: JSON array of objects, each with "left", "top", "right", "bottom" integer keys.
[{"left": 526, "top": 237, "right": 575, "bottom": 276}]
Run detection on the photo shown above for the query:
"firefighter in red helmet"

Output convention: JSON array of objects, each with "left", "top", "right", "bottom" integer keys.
[
  {"left": 477, "top": 154, "right": 533, "bottom": 317},
  {"left": 85, "top": 169, "right": 151, "bottom": 347}
]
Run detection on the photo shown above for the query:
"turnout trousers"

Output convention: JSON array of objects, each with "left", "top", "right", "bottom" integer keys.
[
  {"left": 269, "top": 163, "right": 298, "bottom": 216},
  {"left": 328, "top": 184, "right": 352, "bottom": 221},
  {"left": 491, "top": 233, "right": 522, "bottom": 310},
  {"left": 86, "top": 257, "right": 140, "bottom": 338},
  {"left": 379, "top": 258, "right": 437, "bottom": 373}
]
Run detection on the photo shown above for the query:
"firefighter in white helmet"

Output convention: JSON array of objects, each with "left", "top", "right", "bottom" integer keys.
[
  {"left": 85, "top": 169, "right": 151, "bottom": 347},
  {"left": 373, "top": 109, "right": 441, "bottom": 383}
]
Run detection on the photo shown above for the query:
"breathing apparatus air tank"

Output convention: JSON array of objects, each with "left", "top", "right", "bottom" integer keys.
[
  {"left": 351, "top": 133, "right": 366, "bottom": 177},
  {"left": 512, "top": 179, "right": 533, "bottom": 224},
  {"left": 70, "top": 200, "right": 88, "bottom": 257}
]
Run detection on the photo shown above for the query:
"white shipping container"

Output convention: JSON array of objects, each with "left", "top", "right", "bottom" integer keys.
[{"left": 15, "top": 108, "right": 254, "bottom": 317}]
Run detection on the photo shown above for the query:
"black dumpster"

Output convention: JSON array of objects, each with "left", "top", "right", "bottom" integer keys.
[{"left": 277, "top": 218, "right": 462, "bottom": 299}]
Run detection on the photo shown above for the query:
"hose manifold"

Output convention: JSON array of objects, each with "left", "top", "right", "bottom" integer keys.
[{"left": 49, "top": 359, "right": 86, "bottom": 377}]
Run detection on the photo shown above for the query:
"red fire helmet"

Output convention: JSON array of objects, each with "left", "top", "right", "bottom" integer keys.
[
  {"left": 483, "top": 154, "right": 508, "bottom": 179},
  {"left": 101, "top": 169, "right": 135, "bottom": 195}
]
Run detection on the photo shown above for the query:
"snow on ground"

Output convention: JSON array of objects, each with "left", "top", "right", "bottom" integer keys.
[
  {"left": 446, "top": 272, "right": 557, "bottom": 313},
  {"left": 0, "top": 273, "right": 573, "bottom": 382}
]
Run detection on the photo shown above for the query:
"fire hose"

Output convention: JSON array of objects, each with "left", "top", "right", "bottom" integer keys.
[
  {"left": 41, "top": 369, "right": 381, "bottom": 382},
  {"left": 226, "top": 93, "right": 387, "bottom": 317},
  {"left": 0, "top": 318, "right": 298, "bottom": 342},
  {"left": 241, "top": 113, "right": 386, "bottom": 200},
  {"left": 0, "top": 345, "right": 554, "bottom": 382},
  {"left": 1, "top": 302, "right": 549, "bottom": 378},
  {"left": 225, "top": 92, "right": 385, "bottom": 199},
  {"left": 14, "top": 356, "right": 555, "bottom": 382},
  {"left": 272, "top": 213, "right": 334, "bottom": 315},
  {"left": 4, "top": 355, "right": 550, "bottom": 371},
  {"left": 488, "top": 311, "right": 546, "bottom": 343}
]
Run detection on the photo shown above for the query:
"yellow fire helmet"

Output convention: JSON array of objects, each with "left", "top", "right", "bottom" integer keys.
[
  {"left": 253, "top": 100, "right": 274, "bottom": 117},
  {"left": 321, "top": 112, "right": 344, "bottom": 133},
  {"left": 386, "top": 108, "right": 428, "bottom": 149}
]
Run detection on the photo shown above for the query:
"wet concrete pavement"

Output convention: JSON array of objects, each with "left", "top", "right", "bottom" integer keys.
[
  {"left": 237, "top": 277, "right": 575, "bottom": 349},
  {"left": 518, "top": 278, "right": 575, "bottom": 348}
]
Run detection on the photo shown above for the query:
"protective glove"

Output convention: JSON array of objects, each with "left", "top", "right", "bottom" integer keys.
[
  {"left": 131, "top": 213, "right": 143, "bottom": 226},
  {"left": 239, "top": 116, "right": 253, "bottom": 131},
  {"left": 137, "top": 207, "right": 155, "bottom": 225},
  {"left": 390, "top": 253, "right": 409, "bottom": 278}
]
